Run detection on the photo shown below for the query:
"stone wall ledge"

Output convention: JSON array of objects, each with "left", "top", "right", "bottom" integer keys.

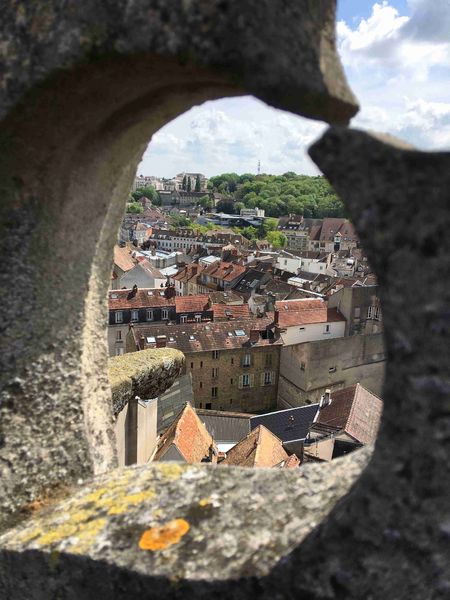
[
  {"left": 0, "top": 448, "right": 370, "bottom": 598},
  {"left": 109, "top": 348, "right": 185, "bottom": 415}
]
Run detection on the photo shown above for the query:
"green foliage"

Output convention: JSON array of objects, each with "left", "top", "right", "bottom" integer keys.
[
  {"left": 126, "top": 202, "right": 144, "bottom": 214},
  {"left": 187, "top": 177, "right": 192, "bottom": 192},
  {"left": 182, "top": 175, "right": 187, "bottom": 190},
  {"left": 208, "top": 173, "right": 344, "bottom": 218},
  {"left": 198, "top": 195, "right": 212, "bottom": 209},
  {"left": 131, "top": 185, "right": 158, "bottom": 202},
  {"left": 234, "top": 201, "right": 245, "bottom": 214},
  {"left": 266, "top": 230, "right": 287, "bottom": 249},
  {"left": 171, "top": 215, "right": 191, "bottom": 227},
  {"left": 216, "top": 199, "right": 236, "bottom": 214},
  {"left": 195, "top": 175, "right": 201, "bottom": 192}
]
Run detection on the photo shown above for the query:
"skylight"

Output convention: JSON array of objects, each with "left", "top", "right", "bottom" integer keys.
[
  {"left": 235, "top": 330, "right": 246, "bottom": 337},
  {"left": 146, "top": 336, "right": 156, "bottom": 344}
]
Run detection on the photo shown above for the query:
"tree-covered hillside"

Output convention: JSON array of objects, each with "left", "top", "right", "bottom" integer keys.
[{"left": 208, "top": 172, "right": 345, "bottom": 218}]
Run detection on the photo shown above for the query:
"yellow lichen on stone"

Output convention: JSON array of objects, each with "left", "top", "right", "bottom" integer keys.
[
  {"left": 156, "top": 463, "right": 184, "bottom": 481},
  {"left": 107, "top": 490, "right": 156, "bottom": 516},
  {"left": 198, "top": 497, "right": 211, "bottom": 507}
]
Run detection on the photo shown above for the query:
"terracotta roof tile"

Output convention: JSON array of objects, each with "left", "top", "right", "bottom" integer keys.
[
  {"left": 108, "top": 288, "right": 175, "bottom": 309},
  {"left": 175, "top": 295, "right": 210, "bottom": 313},
  {"left": 221, "top": 425, "right": 290, "bottom": 468},
  {"left": 202, "top": 260, "right": 246, "bottom": 282},
  {"left": 316, "top": 384, "right": 383, "bottom": 445},
  {"left": 113, "top": 245, "right": 135, "bottom": 272},
  {"left": 212, "top": 304, "right": 250, "bottom": 319},
  {"left": 154, "top": 403, "right": 216, "bottom": 463}
]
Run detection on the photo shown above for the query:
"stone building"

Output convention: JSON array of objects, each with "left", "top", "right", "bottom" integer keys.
[
  {"left": 328, "top": 284, "right": 383, "bottom": 336},
  {"left": 126, "top": 318, "right": 282, "bottom": 413},
  {"left": 278, "top": 332, "right": 386, "bottom": 407}
]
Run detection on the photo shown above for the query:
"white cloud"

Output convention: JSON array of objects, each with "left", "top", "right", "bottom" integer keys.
[
  {"left": 137, "top": 1, "right": 450, "bottom": 177},
  {"left": 338, "top": 0, "right": 450, "bottom": 149}
]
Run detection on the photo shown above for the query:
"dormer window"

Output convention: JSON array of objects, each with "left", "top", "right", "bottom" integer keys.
[
  {"left": 115, "top": 311, "right": 123, "bottom": 324},
  {"left": 131, "top": 309, "right": 139, "bottom": 322}
]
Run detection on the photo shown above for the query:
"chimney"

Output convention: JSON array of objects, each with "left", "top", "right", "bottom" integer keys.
[
  {"left": 319, "top": 389, "right": 332, "bottom": 409},
  {"left": 274, "top": 308, "right": 280, "bottom": 325},
  {"left": 249, "top": 329, "right": 260, "bottom": 344},
  {"left": 156, "top": 336, "right": 167, "bottom": 348}
]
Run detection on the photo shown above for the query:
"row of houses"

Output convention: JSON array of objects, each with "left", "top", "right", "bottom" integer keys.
[{"left": 114, "top": 383, "right": 382, "bottom": 470}]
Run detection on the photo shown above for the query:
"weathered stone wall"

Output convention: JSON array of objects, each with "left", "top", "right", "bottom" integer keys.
[{"left": 0, "top": 1, "right": 448, "bottom": 598}]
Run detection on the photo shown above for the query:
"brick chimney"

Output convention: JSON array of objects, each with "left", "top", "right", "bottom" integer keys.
[
  {"left": 249, "top": 329, "right": 260, "bottom": 344},
  {"left": 156, "top": 336, "right": 167, "bottom": 348},
  {"left": 274, "top": 308, "right": 280, "bottom": 325}
]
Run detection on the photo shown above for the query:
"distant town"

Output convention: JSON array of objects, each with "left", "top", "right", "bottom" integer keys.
[{"left": 111, "top": 171, "right": 384, "bottom": 469}]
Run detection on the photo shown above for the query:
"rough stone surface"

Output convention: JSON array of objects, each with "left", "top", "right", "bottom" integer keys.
[
  {"left": 109, "top": 349, "right": 185, "bottom": 415},
  {"left": 0, "top": 1, "right": 357, "bottom": 124},
  {"left": 0, "top": 1, "right": 449, "bottom": 598},
  {"left": 0, "top": 0, "right": 355, "bottom": 533},
  {"left": 0, "top": 448, "right": 370, "bottom": 598}
]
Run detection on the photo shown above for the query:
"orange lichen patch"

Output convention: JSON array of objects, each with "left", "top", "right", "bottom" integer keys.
[{"left": 139, "top": 519, "right": 190, "bottom": 551}]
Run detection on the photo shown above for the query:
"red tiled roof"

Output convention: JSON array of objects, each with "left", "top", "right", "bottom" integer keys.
[
  {"left": 221, "top": 425, "right": 290, "bottom": 468},
  {"left": 113, "top": 245, "right": 135, "bottom": 272},
  {"left": 172, "top": 264, "right": 203, "bottom": 283},
  {"left": 175, "top": 295, "right": 210, "bottom": 313},
  {"left": 134, "top": 318, "right": 281, "bottom": 353},
  {"left": 202, "top": 260, "right": 247, "bottom": 282},
  {"left": 108, "top": 288, "right": 175, "bottom": 309},
  {"left": 269, "top": 299, "right": 345, "bottom": 327},
  {"left": 154, "top": 403, "right": 216, "bottom": 463},
  {"left": 316, "top": 384, "right": 383, "bottom": 445},
  {"left": 212, "top": 304, "right": 250, "bottom": 320}
]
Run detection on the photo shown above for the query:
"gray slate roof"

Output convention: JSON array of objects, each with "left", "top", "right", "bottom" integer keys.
[
  {"left": 197, "top": 409, "right": 252, "bottom": 444},
  {"left": 250, "top": 404, "right": 319, "bottom": 443}
]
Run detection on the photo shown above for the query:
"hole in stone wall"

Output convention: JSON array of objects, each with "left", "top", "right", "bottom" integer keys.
[{"left": 109, "top": 96, "right": 386, "bottom": 470}]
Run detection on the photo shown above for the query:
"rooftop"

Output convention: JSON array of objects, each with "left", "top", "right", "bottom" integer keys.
[
  {"left": 221, "top": 425, "right": 298, "bottom": 468},
  {"left": 250, "top": 404, "right": 319, "bottom": 443},
  {"left": 108, "top": 288, "right": 175, "bottom": 309}
]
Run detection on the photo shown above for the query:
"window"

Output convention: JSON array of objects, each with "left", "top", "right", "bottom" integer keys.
[
  {"left": 300, "top": 361, "right": 305, "bottom": 371},
  {"left": 200, "top": 361, "right": 203, "bottom": 368},
  {"left": 354, "top": 307, "right": 361, "bottom": 318},
  {"left": 199, "top": 403, "right": 203, "bottom": 409},
  {"left": 212, "top": 367, "right": 218, "bottom": 378},
  {"left": 190, "top": 362, "right": 194, "bottom": 369},
  {"left": 115, "top": 311, "right": 123, "bottom": 324},
  {"left": 230, "top": 399, "right": 233, "bottom": 405},
  {"left": 242, "top": 354, "right": 251, "bottom": 367},
  {"left": 200, "top": 382, "right": 203, "bottom": 389},
  {"left": 146, "top": 309, "right": 154, "bottom": 321},
  {"left": 328, "top": 366, "right": 336, "bottom": 373},
  {"left": 367, "top": 306, "right": 374, "bottom": 319},
  {"left": 299, "top": 326, "right": 305, "bottom": 331},
  {"left": 205, "top": 403, "right": 212, "bottom": 410},
  {"left": 265, "top": 353, "right": 273, "bottom": 367},
  {"left": 195, "top": 314, "right": 202, "bottom": 323},
  {"left": 262, "top": 371, "right": 273, "bottom": 385},
  {"left": 131, "top": 309, "right": 139, "bottom": 322},
  {"left": 115, "top": 347, "right": 124, "bottom": 356},
  {"left": 116, "top": 330, "right": 122, "bottom": 341},
  {"left": 212, "top": 350, "right": 219, "bottom": 359},
  {"left": 180, "top": 315, "right": 187, "bottom": 323},
  {"left": 241, "top": 374, "right": 250, "bottom": 387},
  {"left": 162, "top": 309, "right": 169, "bottom": 320},
  {"left": 324, "top": 324, "right": 330, "bottom": 333},
  {"left": 374, "top": 305, "right": 381, "bottom": 320},
  {"left": 231, "top": 357, "right": 234, "bottom": 365},
  {"left": 211, "top": 387, "right": 218, "bottom": 398}
]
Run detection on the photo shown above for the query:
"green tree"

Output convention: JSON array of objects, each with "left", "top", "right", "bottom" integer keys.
[
  {"left": 199, "top": 195, "right": 212, "bottom": 209},
  {"left": 182, "top": 175, "right": 187, "bottom": 190},
  {"left": 234, "top": 201, "right": 245, "bottom": 214},
  {"left": 131, "top": 185, "right": 158, "bottom": 202},
  {"left": 187, "top": 177, "right": 192, "bottom": 192},
  {"left": 126, "top": 202, "right": 144, "bottom": 214},
  {"left": 267, "top": 230, "right": 286, "bottom": 249},
  {"left": 195, "top": 175, "right": 201, "bottom": 192}
]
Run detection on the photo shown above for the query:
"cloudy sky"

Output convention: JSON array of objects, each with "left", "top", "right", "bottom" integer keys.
[{"left": 138, "top": 0, "right": 450, "bottom": 177}]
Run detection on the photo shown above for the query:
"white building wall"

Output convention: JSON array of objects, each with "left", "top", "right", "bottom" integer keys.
[{"left": 280, "top": 320, "right": 346, "bottom": 346}]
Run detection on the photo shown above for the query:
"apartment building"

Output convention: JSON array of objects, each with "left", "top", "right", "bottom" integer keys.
[{"left": 126, "top": 318, "right": 282, "bottom": 413}]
